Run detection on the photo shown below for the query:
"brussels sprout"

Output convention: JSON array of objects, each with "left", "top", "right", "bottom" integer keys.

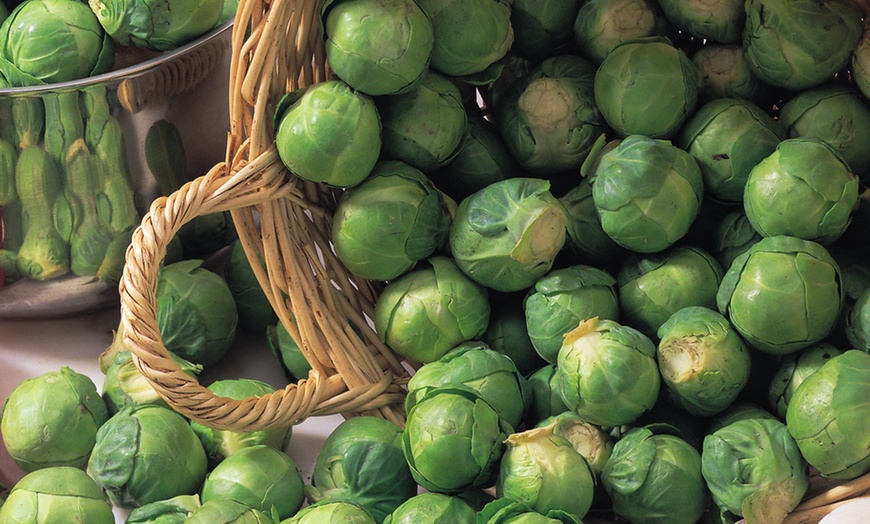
[
  {"left": 702, "top": 417, "right": 809, "bottom": 522},
  {"left": 572, "top": 0, "right": 674, "bottom": 64},
  {"left": 509, "top": 0, "right": 582, "bottom": 61},
  {"left": 156, "top": 259, "right": 239, "bottom": 366},
  {"left": 415, "top": 0, "right": 513, "bottom": 79},
  {"left": 494, "top": 54, "right": 604, "bottom": 178},
  {"left": 657, "top": 0, "right": 743, "bottom": 43},
  {"left": 691, "top": 44, "right": 769, "bottom": 104},
  {"left": 383, "top": 492, "right": 477, "bottom": 524},
  {"left": 786, "top": 350, "right": 870, "bottom": 479},
  {"left": 307, "top": 416, "right": 415, "bottom": 522},
  {"left": 602, "top": 427, "right": 707, "bottom": 524},
  {"left": 332, "top": 160, "right": 451, "bottom": 282},
  {"left": 431, "top": 113, "right": 522, "bottom": 203},
  {"left": 190, "top": 379, "right": 292, "bottom": 464},
  {"left": 102, "top": 349, "right": 202, "bottom": 415},
  {"left": 449, "top": 178, "right": 568, "bottom": 292},
  {"left": 556, "top": 317, "right": 661, "bottom": 427},
  {"left": 89, "top": 0, "right": 222, "bottom": 51},
  {"left": 768, "top": 342, "right": 844, "bottom": 420},
  {"left": 125, "top": 494, "right": 202, "bottom": 523},
  {"left": 617, "top": 246, "right": 724, "bottom": 339},
  {"left": 779, "top": 84, "right": 870, "bottom": 179},
  {"left": 481, "top": 294, "right": 545, "bottom": 376},
  {"left": 846, "top": 286, "right": 870, "bottom": 351},
  {"left": 0, "top": 0, "right": 113, "bottom": 86},
  {"left": 853, "top": 20, "right": 870, "bottom": 101},
  {"left": 706, "top": 401, "right": 779, "bottom": 434},
  {"left": 717, "top": 235, "right": 844, "bottom": 354},
  {"left": 283, "top": 500, "right": 376, "bottom": 524},
  {"left": 744, "top": 138, "right": 859, "bottom": 245},
  {"left": 200, "top": 445, "right": 304, "bottom": 520},
  {"left": 477, "top": 498, "right": 582, "bottom": 524},
  {"left": 536, "top": 411, "right": 613, "bottom": 476},
  {"left": 274, "top": 80, "right": 381, "bottom": 188},
  {"left": 525, "top": 364, "right": 570, "bottom": 428},
  {"left": 266, "top": 321, "right": 312, "bottom": 382},
  {"left": 677, "top": 97, "right": 785, "bottom": 204},
  {"left": 593, "top": 37, "right": 701, "bottom": 139},
  {"left": 496, "top": 424, "right": 595, "bottom": 521},
  {"left": 0, "top": 466, "right": 114, "bottom": 523},
  {"left": 406, "top": 341, "right": 530, "bottom": 429},
  {"left": 186, "top": 499, "right": 277, "bottom": 524},
  {"left": 558, "top": 178, "right": 625, "bottom": 268},
  {"left": 224, "top": 240, "right": 277, "bottom": 334},
  {"left": 524, "top": 265, "right": 619, "bottom": 364},
  {"left": 373, "top": 256, "right": 490, "bottom": 363},
  {"left": 742, "top": 0, "right": 862, "bottom": 91},
  {"left": 656, "top": 306, "right": 751, "bottom": 417},
  {"left": 1, "top": 366, "right": 108, "bottom": 472},
  {"left": 402, "top": 387, "right": 511, "bottom": 493},
  {"left": 711, "top": 210, "right": 762, "bottom": 270},
  {"left": 587, "top": 135, "right": 705, "bottom": 253},
  {"left": 87, "top": 405, "right": 208, "bottom": 508},
  {"left": 376, "top": 70, "right": 467, "bottom": 173}
]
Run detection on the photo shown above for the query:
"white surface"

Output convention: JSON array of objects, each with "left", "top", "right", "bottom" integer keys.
[
  {"left": 0, "top": 306, "right": 344, "bottom": 521},
  {"left": 819, "top": 497, "right": 870, "bottom": 523}
]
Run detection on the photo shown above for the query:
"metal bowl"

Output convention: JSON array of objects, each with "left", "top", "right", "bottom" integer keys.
[{"left": 0, "top": 20, "right": 233, "bottom": 319}]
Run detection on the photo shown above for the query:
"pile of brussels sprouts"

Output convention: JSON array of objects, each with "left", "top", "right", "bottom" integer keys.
[{"left": 6, "top": 0, "right": 870, "bottom": 522}]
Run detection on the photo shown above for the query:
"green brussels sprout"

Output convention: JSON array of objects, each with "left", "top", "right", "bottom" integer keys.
[
  {"left": 717, "top": 235, "right": 844, "bottom": 355},
  {"left": 744, "top": 138, "right": 859, "bottom": 245},
  {"left": 656, "top": 306, "right": 751, "bottom": 417},
  {"left": 274, "top": 80, "right": 381, "bottom": 188},
  {"left": 536, "top": 411, "right": 613, "bottom": 476},
  {"left": 415, "top": 0, "right": 513, "bottom": 79},
  {"left": 200, "top": 445, "right": 304, "bottom": 520},
  {"left": 373, "top": 256, "right": 490, "bottom": 363},
  {"left": 587, "top": 135, "right": 705, "bottom": 254},
  {"left": 190, "top": 379, "right": 292, "bottom": 464},
  {"left": 691, "top": 44, "right": 769, "bottom": 104},
  {"left": 786, "top": 350, "right": 870, "bottom": 480},
  {"left": 307, "top": 416, "right": 415, "bottom": 522},
  {"left": 525, "top": 364, "right": 570, "bottom": 428},
  {"left": 89, "top": 0, "right": 222, "bottom": 51},
  {"left": 617, "top": 246, "right": 724, "bottom": 339},
  {"left": 477, "top": 497, "right": 582, "bottom": 524},
  {"left": 431, "top": 113, "right": 522, "bottom": 203},
  {"left": 711, "top": 209, "right": 762, "bottom": 270},
  {"left": 0, "top": 0, "right": 113, "bottom": 86},
  {"left": 602, "top": 427, "right": 707, "bottom": 524},
  {"left": 125, "top": 494, "right": 202, "bottom": 523},
  {"left": 702, "top": 417, "right": 809, "bottom": 522},
  {"left": 494, "top": 54, "right": 605, "bottom": 178},
  {"left": 846, "top": 286, "right": 870, "bottom": 351},
  {"left": 102, "top": 349, "right": 202, "bottom": 415},
  {"left": 852, "top": 20, "right": 870, "bottom": 102},
  {"left": 496, "top": 424, "right": 595, "bottom": 521},
  {"left": 0, "top": 466, "right": 114, "bottom": 523},
  {"left": 406, "top": 341, "right": 530, "bottom": 429},
  {"left": 509, "top": 0, "right": 581, "bottom": 62},
  {"left": 1, "top": 366, "right": 109, "bottom": 472},
  {"left": 768, "top": 342, "right": 844, "bottom": 420},
  {"left": 593, "top": 37, "right": 702, "bottom": 139},
  {"left": 524, "top": 264, "right": 619, "bottom": 364},
  {"left": 449, "top": 177, "right": 568, "bottom": 292},
  {"left": 282, "top": 500, "right": 376, "bottom": 524},
  {"left": 572, "top": 0, "right": 674, "bottom": 64},
  {"left": 706, "top": 401, "right": 779, "bottom": 435},
  {"left": 266, "top": 321, "right": 312, "bottom": 382},
  {"left": 742, "top": 0, "right": 863, "bottom": 91},
  {"left": 156, "top": 259, "right": 239, "bottom": 366},
  {"left": 224, "top": 239, "right": 277, "bottom": 334},
  {"left": 559, "top": 177, "right": 625, "bottom": 268},
  {"left": 87, "top": 405, "right": 208, "bottom": 508},
  {"left": 657, "top": 0, "right": 743, "bottom": 43},
  {"left": 376, "top": 70, "right": 467, "bottom": 173},
  {"left": 556, "top": 317, "right": 661, "bottom": 427},
  {"left": 677, "top": 97, "right": 785, "bottom": 204},
  {"left": 382, "top": 492, "right": 477, "bottom": 524},
  {"left": 321, "top": 0, "right": 433, "bottom": 96},
  {"left": 186, "top": 499, "right": 277, "bottom": 524},
  {"left": 332, "top": 160, "right": 451, "bottom": 282},
  {"left": 402, "top": 387, "right": 511, "bottom": 493},
  {"left": 779, "top": 84, "right": 870, "bottom": 179},
  {"left": 481, "top": 294, "right": 545, "bottom": 376}
]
